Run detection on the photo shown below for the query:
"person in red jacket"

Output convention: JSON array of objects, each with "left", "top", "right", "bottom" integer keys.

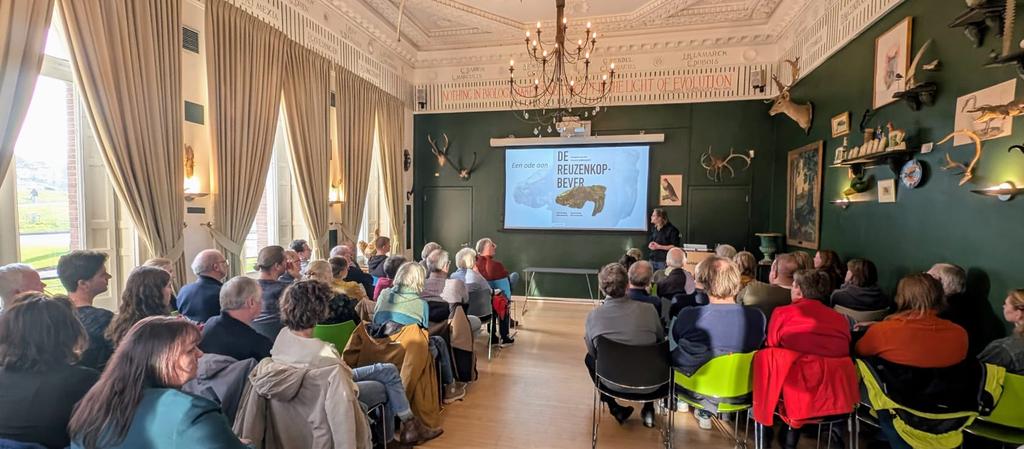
[
  {"left": 756, "top": 269, "right": 857, "bottom": 449},
  {"left": 474, "top": 238, "right": 520, "bottom": 288}
]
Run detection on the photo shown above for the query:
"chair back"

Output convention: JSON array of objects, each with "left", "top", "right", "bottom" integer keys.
[
  {"left": 466, "top": 287, "right": 493, "bottom": 317},
  {"left": 488, "top": 277, "right": 512, "bottom": 296},
  {"left": 594, "top": 336, "right": 670, "bottom": 391},
  {"left": 834, "top": 304, "right": 888, "bottom": 323},
  {"left": 985, "top": 372, "right": 1024, "bottom": 428},
  {"left": 675, "top": 352, "right": 756, "bottom": 401},
  {"left": 313, "top": 320, "right": 358, "bottom": 351}
]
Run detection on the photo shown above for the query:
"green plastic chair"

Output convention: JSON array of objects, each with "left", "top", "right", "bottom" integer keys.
[
  {"left": 313, "top": 320, "right": 357, "bottom": 352},
  {"left": 674, "top": 352, "right": 756, "bottom": 448},
  {"left": 967, "top": 371, "right": 1024, "bottom": 445}
]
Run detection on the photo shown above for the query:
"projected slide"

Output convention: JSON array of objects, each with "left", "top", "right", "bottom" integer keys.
[{"left": 504, "top": 145, "right": 649, "bottom": 231}]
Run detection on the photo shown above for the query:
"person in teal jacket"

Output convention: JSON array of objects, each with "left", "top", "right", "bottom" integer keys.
[{"left": 68, "top": 316, "right": 249, "bottom": 449}]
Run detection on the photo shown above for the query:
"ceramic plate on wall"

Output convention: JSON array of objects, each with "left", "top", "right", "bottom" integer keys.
[{"left": 900, "top": 159, "right": 922, "bottom": 188}]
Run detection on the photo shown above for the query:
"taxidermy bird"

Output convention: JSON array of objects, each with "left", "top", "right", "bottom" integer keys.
[{"left": 661, "top": 178, "right": 679, "bottom": 203}]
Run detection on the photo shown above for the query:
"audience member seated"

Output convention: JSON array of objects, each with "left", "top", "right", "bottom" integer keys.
[
  {"left": 792, "top": 251, "right": 813, "bottom": 271},
  {"left": 327, "top": 257, "right": 371, "bottom": 302},
  {"left": 626, "top": 260, "right": 661, "bottom": 317},
  {"left": 930, "top": 262, "right": 1003, "bottom": 358},
  {"left": 251, "top": 246, "right": 293, "bottom": 340},
  {"left": 814, "top": 250, "right": 845, "bottom": 291},
  {"left": 584, "top": 263, "right": 664, "bottom": 428},
  {"left": 142, "top": 258, "right": 178, "bottom": 311},
  {"left": 830, "top": 258, "right": 891, "bottom": 312},
  {"left": 856, "top": 273, "right": 968, "bottom": 368},
  {"left": 58, "top": 250, "right": 114, "bottom": 370},
  {"left": 373, "top": 256, "right": 405, "bottom": 302},
  {"left": 738, "top": 253, "right": 796, "bottom": 321},
  {"left": 475, "top": 237, "right": 520, "bottom": 291},
  {"left": 422, "top": 250, "right": 482, "bottom": 331},
  {"left": 306, "top": 260, "right": 364, "bottom": 324},
  {"left": 0, "top": 264, "right": 45, "bottom": 312},
  {"left": 374, "top": 262, "right": 464, "bottom": 402},
  {"left": 715, "top": 244, "right": 737, "bottom": 259},
  {"left": 367, "top": 236, "right": 391, "bottom": 278},
  {"left": 199, "top": 276, "right": 272, "bottom": 362},
  {"left": 673, "top": 256, "right": 765, "bottom": 429},
  {"left": 656, "top": 247, "right": 696, "bottom": 299},
  {"left": 647, "top": 208, "right": 680, "bottom": 271},
  {"left": 755, "top": 270, "right": 857, "bottom": 447},
  {"left": 105, "top": 266, "right": 173, "bottom": 347},
  {"left": 419, "top": 241, "right": 441, "bottom": 268},
  {"left": 236, "top": 280, "right": 440, "bottom": 447},
  {"left": 733, "top": 251, "right": 757, "bottom": 288},
  {"left": 451, "top": 248, "right": 513, "bottom": 343},
  {"left": 176, "top": 249, "right": 228, "bottom": 324},
  {"left": 68, "top": 317, "right": 247, "bottom": 449},
  {"left": 289, "top": 239, "right": 312, "bottom": 273},
  {"left": 330, "top": 244, "right": 374, "bottom": 298},
  {"left": 0, "top": 294, "right": 98, "bottom": 449},
  {"left": 626, "top": 248, "right": 645, "bottom": 263},
  {"left": 618, "top": 254, "right": 637, "bottom": 271},
  {"left": 978, "top": 289, "right": 1024, "bottom": 374},
  {"left": 278, "top": 249, "right": 302, "bottom": 283}
]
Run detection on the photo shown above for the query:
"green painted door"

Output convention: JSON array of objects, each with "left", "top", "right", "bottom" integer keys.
[
  {"left": 686, "top": 186, "right": 752, "bottom": 251},
  {"left": 422, "top": 187, "right": 473, "bottom": 253}
]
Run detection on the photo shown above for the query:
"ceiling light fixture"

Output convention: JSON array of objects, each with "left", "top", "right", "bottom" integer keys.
[{"left": 508, "top": 0, "right": 615, "bottom": 135}]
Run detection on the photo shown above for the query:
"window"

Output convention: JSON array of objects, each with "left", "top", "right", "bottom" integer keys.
[
  {"left": 357, "top": 121, "right": 391, "bottom": 265},
  {"left": 242, "top": 114, "right": 284, "bottom": 273}
]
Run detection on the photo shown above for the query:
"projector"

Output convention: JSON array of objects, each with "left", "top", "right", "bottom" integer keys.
[{"left": 556, "top": 116, "right": 591, "bottom": 137}]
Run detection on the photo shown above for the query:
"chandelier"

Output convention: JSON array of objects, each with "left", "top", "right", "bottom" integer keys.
[{"left": 507, "top": 0, "right": 616, "bottom": 135}]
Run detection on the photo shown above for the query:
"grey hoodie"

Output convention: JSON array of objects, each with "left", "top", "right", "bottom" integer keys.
[{"left": 182, "top": 354, "right": 257, "bottom": 423}]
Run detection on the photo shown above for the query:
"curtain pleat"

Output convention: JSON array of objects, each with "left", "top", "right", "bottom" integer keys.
[
  {"left": 58, "top": 0, "right": 186, "bottom": 284},
  {"left": 0, "top": 0, "right": 54, "bottom": 181},
  {"left": 376, "top": 93, "right": 405, "bottom": 252},
  {"left": 282, "top": 44, "right": 331, "bottom": 258},
  {"left": 205, "top": 0, "right": 287, "bottom": 276},
  {"left": 335, "top": 67, "right": 376, "bottom": 245}
]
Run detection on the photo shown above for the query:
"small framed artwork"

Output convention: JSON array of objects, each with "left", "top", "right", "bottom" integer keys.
[
  {"left": 873, "top": 17, "right": 912, "bottom": 109},
  {"left": 953, "top": 79, "right": 1016, "bottom": 144},
  {"left": 659, "top": 174, "right": 683, "bottom": 206},
  {"left": 786, "top": 141, "right": 824, "bottom": 249},
  {"left": 831, "top": 112, "right": 851, "bottom": 138},
  {"left": 878, "top": 179, "right": 897, "bottom": 203}
]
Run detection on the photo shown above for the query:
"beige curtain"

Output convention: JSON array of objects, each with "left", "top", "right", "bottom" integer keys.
[
  {"left": 0, "top": 0, "right": 54, "bottom": 181},
  {"left": 282, "top": 44, "right": 331, "bottom": 258},
  {"left": 58, "top": 0, "right": 186, "bottom": 281},
  {"left": 376, "top": 93, "right": 405, "bottom": 252},
  {"left": 206, "top": 0, "right": 287, "bottom": 275},
  {"left": 335, "top": 67, "right": 377, "bottom": 244}
]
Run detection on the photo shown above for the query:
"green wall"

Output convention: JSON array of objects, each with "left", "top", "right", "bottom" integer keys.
[
  {"left": 770, "top": 0, "right": 1023, "bottom": 325},
  {"left": 414, "top": 102, "right": 776, "bottom": 298}
]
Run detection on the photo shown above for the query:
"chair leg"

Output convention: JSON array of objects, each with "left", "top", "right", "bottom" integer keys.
[
  {"left": 591, "top": 386, "right": 600, "bottom": 449},
  {"left": 754, "top": 422, "right": 763, "bottom": 449}
]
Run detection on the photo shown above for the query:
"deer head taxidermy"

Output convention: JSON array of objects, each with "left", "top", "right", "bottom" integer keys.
[
  {"left": 427, "top": 133, "right": 479, "bottom": 181},
  {"left": 766, "top": 58, "right": 814, "bottom": 134},
  {"left": 701, "top": 146, "right": 752, "bottom": 182},
  {"left": 937, "top": 129, "right": 984, "bottom": 186}
]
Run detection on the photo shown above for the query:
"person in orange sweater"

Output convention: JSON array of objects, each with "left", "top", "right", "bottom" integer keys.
[{"left": 856, "top": 273, "right": 968, "bottom": 368}]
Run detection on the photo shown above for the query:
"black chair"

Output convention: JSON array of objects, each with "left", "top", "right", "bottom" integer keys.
[{"left": 592, "top": 337, "right": 673, "bottom": 449}]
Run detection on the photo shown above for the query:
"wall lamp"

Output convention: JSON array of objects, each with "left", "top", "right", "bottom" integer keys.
[{"left": 971, "top": 181, "right": 1024, "bottom": 201}]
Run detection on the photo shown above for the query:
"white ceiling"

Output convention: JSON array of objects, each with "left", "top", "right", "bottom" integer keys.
[{"left": 347, "top": 0, "right": 798, "bottom": 52}]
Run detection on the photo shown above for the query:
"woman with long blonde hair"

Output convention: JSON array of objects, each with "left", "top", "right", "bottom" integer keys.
[{"left": 979, "top": 290, "right": 1024, "bottom": 374}]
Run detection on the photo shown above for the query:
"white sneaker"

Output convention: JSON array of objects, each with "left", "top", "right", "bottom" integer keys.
[
  {"left": 695, "top": 412, "right": 713, "bottom": 430},
  {"left": 676, "top": 400, "right": 689, "bottom": 413}
]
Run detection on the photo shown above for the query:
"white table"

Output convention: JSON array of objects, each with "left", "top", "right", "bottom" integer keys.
[{"left": 521, "top": 267, "right": 600, "bottom": 316}]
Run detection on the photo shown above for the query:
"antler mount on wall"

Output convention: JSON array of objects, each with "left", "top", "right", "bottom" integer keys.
[{"left": 427, "top": 133, "right": 478, "bottom": 181}]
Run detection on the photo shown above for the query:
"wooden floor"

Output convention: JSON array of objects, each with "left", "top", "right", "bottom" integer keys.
[{"left": 420, "top": 299, "right": 740, "bottom": 449}]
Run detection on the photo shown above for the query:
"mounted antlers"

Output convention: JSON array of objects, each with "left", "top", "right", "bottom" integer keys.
[
  {"left": 701, "top": 146, "right": 752, "bottom": 182},
  {"left": 427, "top": 133, "right": 478, "bottom": 181},
  {"left": 766, "top": 58, "right": 814, "bottom": 134},
  {"left": 937, "top": 130, "right": 984, "bottom": 186}
]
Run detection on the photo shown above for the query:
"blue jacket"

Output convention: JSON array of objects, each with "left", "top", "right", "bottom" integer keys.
[
  {"left": 71, "top": 388, "right": 247, "bottom": 449},
  {"left": 177, "top": 276, "right": 223, "bottom": 324}
]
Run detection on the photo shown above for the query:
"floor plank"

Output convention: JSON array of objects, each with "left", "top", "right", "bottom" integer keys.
[{"left": 420, "top": 299, "right": 747, "bottom": 449}]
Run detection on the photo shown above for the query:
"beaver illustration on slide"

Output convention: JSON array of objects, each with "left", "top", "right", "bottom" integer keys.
[{"left": 555, "top": 185, "right": 607, "bottom": 216}]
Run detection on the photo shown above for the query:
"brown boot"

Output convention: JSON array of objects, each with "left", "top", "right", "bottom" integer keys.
[{"left": 397, "top": 417, "right": 443, "bottom": 445}]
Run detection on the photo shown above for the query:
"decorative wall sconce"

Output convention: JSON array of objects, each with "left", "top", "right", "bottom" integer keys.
[
  {"left": 329, "top": 184, "right": 344, "bottom": 205},
  {"left": 830, "top": 196, "right": 873, "bottom": 209},
  {"left": 183, "top": 145, "right": 208, "bottom": 202},
  {"left": 971, "top": 181, "right": 1023, "bottom": 201}
]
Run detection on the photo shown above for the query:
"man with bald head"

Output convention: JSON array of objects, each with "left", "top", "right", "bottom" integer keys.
[
  {"left": 0, "top": 264, "right": 46, "bottom": 312},
  {"left": 737, "top": 252, "right": 797, "bottom": 320},
  {"left": 655, "top": 247, "right": 696, "bottom": 299},
  {"left": 177, "top": 249, "right": 229, "bottom": 323},
  {"left": 330, "top": 244, "right": 374, "bottom": 297}
]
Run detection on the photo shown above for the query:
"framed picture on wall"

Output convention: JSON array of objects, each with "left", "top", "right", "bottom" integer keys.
[
  {"left": 831, "top": 112, "right": 850, "bottom": 138},
  {"left": 659, "top": 174, "right": 683, "bottom": 206},
  {"left": 953, "top": 79, "right": 1016, "bottom": 145},
  {"left": 873, "top": 17, "right": 912, "bottom": 109},
  {"left": 878, "top": 179, "right": 897, "bottom": 203},
  {"left": 786, "top": 141, "right": 823, "bottom": 249}
]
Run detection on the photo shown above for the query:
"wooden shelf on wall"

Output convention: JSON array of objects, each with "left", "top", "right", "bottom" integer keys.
[{"left": 829, "top": 148, "right": 917, "bottom": 176}]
